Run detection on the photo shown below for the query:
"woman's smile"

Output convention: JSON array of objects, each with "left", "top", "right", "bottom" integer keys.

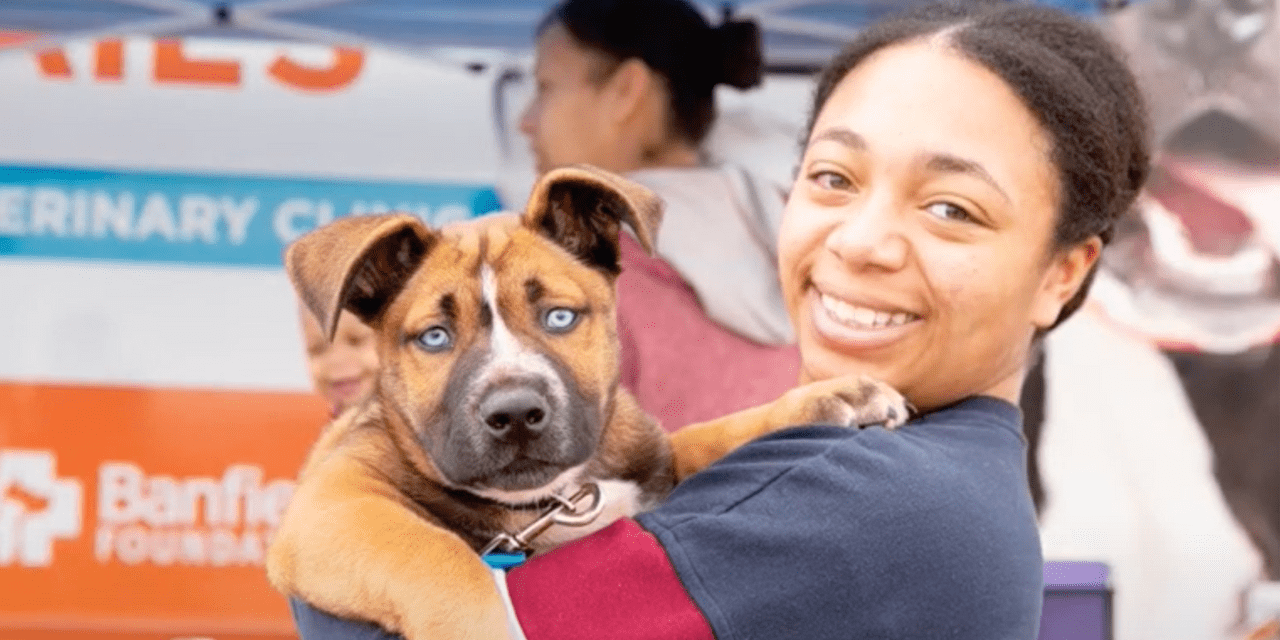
[{"left": 808, "top": 287, "right": 921, "bottom": 348}]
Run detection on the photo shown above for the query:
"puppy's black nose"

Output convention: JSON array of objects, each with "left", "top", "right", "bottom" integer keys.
[{"left": 480, "top": 387, "right": 550, "bottom": 438}]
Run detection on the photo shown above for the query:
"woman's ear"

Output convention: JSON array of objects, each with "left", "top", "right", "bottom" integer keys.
[
  {"left": 603, "top": 58, "right": 655, "bottom": 127},
  {"left": 1031, "top": 236, "right": 1102, "bottom": 328}
]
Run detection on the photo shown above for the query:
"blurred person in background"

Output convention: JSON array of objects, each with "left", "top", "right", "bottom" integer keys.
[
  {"left": 298, "top": 304, "right": 379, "bottom": 417},
  {"left": 519, "top": 0, "right": 801, "bottom": 431}
]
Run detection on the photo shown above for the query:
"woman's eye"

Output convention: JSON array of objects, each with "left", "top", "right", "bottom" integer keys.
[
  {"left": 811, "top": 171, "right": 851, "bottom": 190},
  {"left": 415, "top": 327, "right": 452, "bottom": 352},
  {"left": 925, "top": 202, "right": 976, "bottom": 223},
  {"left": 543, "top": 308, "right": 579, "bottom": 333}
]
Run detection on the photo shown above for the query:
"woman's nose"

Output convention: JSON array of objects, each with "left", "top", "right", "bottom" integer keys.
[
  {"left": 823, "top": 202, "right": 910, "bottom": 272},
  {"left": 518, "top": 100, "right": 537, "bottom": 137}
]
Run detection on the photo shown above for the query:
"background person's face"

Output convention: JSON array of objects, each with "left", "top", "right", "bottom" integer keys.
[
  {"left": 300, "top": 308, "right": 379, "bottom": 413},
  {"left": 519, "top": 23, "right": 617, "bottom": 174},
  {"left": 779, "top": 40, "right": 1093, "bottom": 411}
]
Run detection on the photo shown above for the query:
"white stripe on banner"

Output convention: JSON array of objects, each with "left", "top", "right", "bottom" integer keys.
[{"left": 0, "top": 257, "right": 311, "bottom": 390}]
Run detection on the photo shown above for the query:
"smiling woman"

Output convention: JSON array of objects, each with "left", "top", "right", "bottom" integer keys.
[
  {"left": 289, "top": 3, "right": 1151, "bottom": 640},
  {"left": 786, "top": 40, "right": 1077, "bottom": 411},
  {"left": 784, "top": 3, "right": 1149, "bottom": 414}
]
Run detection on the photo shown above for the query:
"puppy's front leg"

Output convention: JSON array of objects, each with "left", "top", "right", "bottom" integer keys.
[
  {"left": 668, "top": 374, "right": 909, "bottom": 481},
  {"left": 267, "top": 455, "right": 510, "bottom": 640}
]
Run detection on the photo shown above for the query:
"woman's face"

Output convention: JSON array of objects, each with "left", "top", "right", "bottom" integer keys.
[
  {"left": 779, "top": 40, "right": 1098, "bottom": 411},
  {"left": 520, "top": 22, "right": 619, "bottom": 175},
  {"left": 300, "top": 308, "right": 380, "bottom": 414}
]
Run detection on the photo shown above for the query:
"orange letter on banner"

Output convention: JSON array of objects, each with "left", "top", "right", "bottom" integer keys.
[
  {"left": 0, "top": 31, "right": 36, "bottom": 47},
  {"left": 154, "top": 39, "right": 239, "bottom": 86},
  {"left": 36, "top": 49, "right": 72, "bottom": 78},
  {"left": 95, "top": 39, "right": 124, "bottom": 80},
  {"left": 268, "top": 47, "right": 363, "bottom": 92}
]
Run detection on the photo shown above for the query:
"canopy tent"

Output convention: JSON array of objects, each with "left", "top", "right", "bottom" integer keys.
[{"left": 0, "top": 0, "right": 1106, "bottom": 71}]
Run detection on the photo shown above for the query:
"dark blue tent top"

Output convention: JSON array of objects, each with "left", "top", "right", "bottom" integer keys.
[{"left": 1, "top": 0, "right": 1108, "bottom": 70}]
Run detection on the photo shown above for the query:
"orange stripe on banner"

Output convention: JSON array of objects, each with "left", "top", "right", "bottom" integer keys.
[
  {"left": 0, "top": 632, "right": 293, "bottom": 640},
  {"left": 0, "top": 383, "right": 332, "bottom": 638},
  {"left": 0, "top": 631, "right": 293, "bottom": 640},
  {"left": 0, "top": 612, "right": 295, "bottom": 637}
]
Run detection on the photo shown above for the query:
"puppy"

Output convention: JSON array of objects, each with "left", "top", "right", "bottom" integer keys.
[{"left": 266, "top": 165, "right": 908, "bottom": 639}]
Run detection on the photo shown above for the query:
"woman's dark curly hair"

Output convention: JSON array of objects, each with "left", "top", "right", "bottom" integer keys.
[{"left": 807, "top": 2, "right": 1151, "bottom": 329}]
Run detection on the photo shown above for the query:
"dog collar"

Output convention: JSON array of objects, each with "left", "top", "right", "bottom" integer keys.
[{"left": 482, "top": 551, "right": 528, "bottom": 570}]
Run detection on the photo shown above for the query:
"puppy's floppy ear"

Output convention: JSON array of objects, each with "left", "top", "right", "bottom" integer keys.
[
  {"left": 284, "top": 214, "right": 436, "bottom": 340},
  {"left": 521, "top": 164, "right": 663, "bottom": 275}
]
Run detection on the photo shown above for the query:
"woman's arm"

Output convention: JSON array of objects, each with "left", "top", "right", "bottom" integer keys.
[{"left": 289, "top": 398, "right": 1041, "bottom": 640}]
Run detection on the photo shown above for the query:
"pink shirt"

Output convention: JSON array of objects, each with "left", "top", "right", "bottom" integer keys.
[{"left": 616, "top": 233, "right": 802, "bottom": 432}]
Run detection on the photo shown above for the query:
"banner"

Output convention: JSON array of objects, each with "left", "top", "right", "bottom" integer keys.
[{"left": 0, "top": 384, "right": 326, "bottom": 639}]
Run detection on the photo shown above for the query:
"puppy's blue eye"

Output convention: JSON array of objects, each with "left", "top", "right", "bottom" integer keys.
[
  {"left": 543, "top": 308, "right": 578, "bottom": 333},
  {"left": 416, "top": 327, "right": 452, "bottom": 352}
]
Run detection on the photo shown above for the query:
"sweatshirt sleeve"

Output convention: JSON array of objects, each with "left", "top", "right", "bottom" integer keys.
[
  {"left": 505, "top": 519, "right": 714, "bottom": 640},
  {"left": 288, "top": 400, "right": 1041, "bottom": 640},
  {"left": 286, "top": 518, "right": 713, "bottom": 640},
  {"left": 637, "top": 420, "right": 1043, "bottom": 640}
]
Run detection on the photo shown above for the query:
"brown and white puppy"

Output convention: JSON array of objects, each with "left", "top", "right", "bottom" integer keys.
[{"left": 266, "top": 165, "right": 908, "bottom": 640}]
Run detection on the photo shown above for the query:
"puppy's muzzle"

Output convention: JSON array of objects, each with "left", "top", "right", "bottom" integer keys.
[{"left": 480, "top": 386, "right": 551, "bottom": 442}]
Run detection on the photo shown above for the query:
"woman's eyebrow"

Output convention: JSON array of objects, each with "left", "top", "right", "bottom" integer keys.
[
  {"left": 808, "top": 128, "right": 1011, "bottom": 204},
  {"left": 924, "top": 153, "right": 1010, "bottom": 203},
  {"left": 809, "top": 126, "right": 866, "bottom": 150}
]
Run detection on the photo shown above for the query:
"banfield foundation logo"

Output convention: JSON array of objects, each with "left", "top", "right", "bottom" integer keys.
[
  {"left": 0, "top": 449, "right": 83, "bottom": 567},
  {"left": 0, "top": 448, "right": 295, "bottom": 568},
  {"left": 95, "top": 461, "right": 294, "bottom": 566}
]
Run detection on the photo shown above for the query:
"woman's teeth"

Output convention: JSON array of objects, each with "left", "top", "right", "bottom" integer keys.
[{"left": 821, "top": 294, "right": 915, "bottom": 329}]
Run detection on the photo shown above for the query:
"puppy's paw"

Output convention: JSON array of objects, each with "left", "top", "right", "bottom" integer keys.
[{"left": 771, "top": 375, "right": 912, "bottom": 430}]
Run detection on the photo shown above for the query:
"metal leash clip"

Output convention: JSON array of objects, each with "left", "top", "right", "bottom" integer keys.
[{"left": 480, "top": 482, "right": 604, "bottom": 557}]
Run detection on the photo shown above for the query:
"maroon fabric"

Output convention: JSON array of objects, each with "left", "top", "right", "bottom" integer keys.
[
  {"left": 506, "top": 519, "right": 715, "bottom": 640},
  {"left": 616, "top": 233, "right": 802, "bottom": 432}
]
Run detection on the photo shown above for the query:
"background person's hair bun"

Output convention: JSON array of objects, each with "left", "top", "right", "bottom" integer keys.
[{"left": 711, "top": 17, "right": 764, "bottom": 90}]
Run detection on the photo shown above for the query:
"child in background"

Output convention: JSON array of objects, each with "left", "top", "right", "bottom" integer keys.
[{"left": 297, "top": 305, "right": 379, "bottom": 416}]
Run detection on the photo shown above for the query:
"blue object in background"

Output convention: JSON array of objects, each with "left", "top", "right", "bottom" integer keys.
[{"left": 1040, "top": 561, "right": 1113, "bottom": 640}]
